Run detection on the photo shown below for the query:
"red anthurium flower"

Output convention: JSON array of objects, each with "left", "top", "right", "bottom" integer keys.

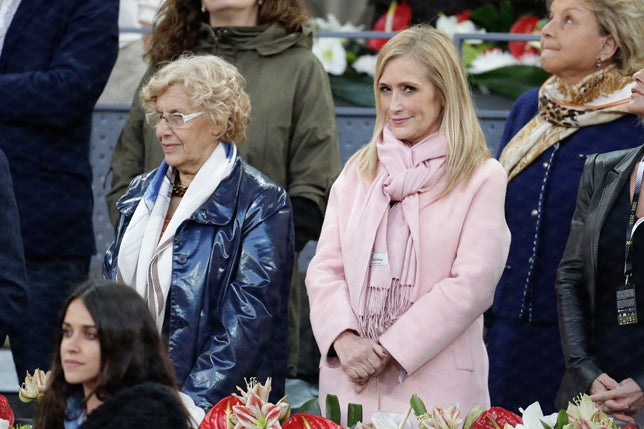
[
  {"left": 455, "top": 10, "right": 471, "bottom": 23},
  {"left": 199, "top": 395, "right": 243, "bottom": 429},
  {"left": 367, "top": 0, "right": 412, "bottom": 51},
  {"left": 508, "top": 16, "right": 540, "bottom": 59},
  {"left": 0, "top": 395, "right": 14, "bottom": 429},
  {"left": 470, "top": 407, "right": 522, "bottom": 429},
  {"left": 282, "top": 413, "right": 343, "bottom": 429}
]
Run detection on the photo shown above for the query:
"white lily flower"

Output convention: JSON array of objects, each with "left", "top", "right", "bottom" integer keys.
[
  {"left": 436, "top": 15, "right": 486, "bottom": 44},
  {"left": 312, "top": 37, "right": 347, "bottom": 76},
  {"left": 515, "top": 402, "right": 558, "bottom": 429},
  {"left": 468, "top": 48, "right": 519, "bottom": 74},
  {"left": 371, "top": 411, "right": 414, "bottom": 429},
  {"left": 352, "top": 55, "right": 377, "bottom": 77}
]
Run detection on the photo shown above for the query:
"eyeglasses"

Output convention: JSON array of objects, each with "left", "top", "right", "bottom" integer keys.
[{"left": 145, "top": 111, "right": 204, "bottom": 128}]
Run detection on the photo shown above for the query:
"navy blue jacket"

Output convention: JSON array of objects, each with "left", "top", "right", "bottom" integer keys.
[
  {"left": 0, "top": 149, "right": 28, "bottom": 340},
  {"left": 104, "top": 156, "right": 294, "bottom": 409},
  {"left": 0, "top": 0, "right": 119, "bottom": 256},
  {"left": 493, "top": 88, "right": 644, "bottom": 323}
]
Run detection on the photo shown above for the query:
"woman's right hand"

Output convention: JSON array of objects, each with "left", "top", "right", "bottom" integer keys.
[
  {"left": 333, "top": 331, "right": 389, "bottom": 388},
  {"left": 590, "top": 373, "right": 619, "bottom": 395}
]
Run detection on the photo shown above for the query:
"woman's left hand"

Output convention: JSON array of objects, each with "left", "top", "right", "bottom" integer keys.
[
  {"left": 589, "top": 378, "right": 644, "bottom": 423},
  {"left": 354, "top": 341, "right": 391, "bottom": 393}
]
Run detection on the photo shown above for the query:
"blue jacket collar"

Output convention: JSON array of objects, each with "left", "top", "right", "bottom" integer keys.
[{"left": 116, "top": 155, "right": 243, "bottom": 226}]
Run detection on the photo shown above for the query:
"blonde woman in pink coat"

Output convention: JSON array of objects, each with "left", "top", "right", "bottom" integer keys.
[{"left": 306, "top": 25, "right": 511, "bottom": 424}]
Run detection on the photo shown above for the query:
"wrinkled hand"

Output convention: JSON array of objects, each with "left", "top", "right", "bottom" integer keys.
[
  {"left": 590, "top": 377, "right": 644, "bottom": 423},
  {"left": 589, "top": 373, "right": 619, "bottom": 395},
  {"left": 333, "top": 331, "right": 390, "bottom": 391}
]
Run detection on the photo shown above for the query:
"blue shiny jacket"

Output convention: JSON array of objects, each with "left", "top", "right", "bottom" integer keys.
[{"left": 104, "top": 155, "right": 294, "bottom": 409}]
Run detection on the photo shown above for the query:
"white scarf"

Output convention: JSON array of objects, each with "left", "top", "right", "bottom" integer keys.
[{"left": 117, "top": 143, "right": 236, "bottom": 331}]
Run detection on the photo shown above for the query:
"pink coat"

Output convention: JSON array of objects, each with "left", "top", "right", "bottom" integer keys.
[{"left": 306, "top": 157, "right": 511, "bottom": 424}]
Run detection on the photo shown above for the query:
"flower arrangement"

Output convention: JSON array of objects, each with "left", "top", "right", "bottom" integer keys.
[
  {"left": 435, "top": 1, "right": 550, "bottom": 99},
  {"left": 199, "top": 378, "right": 343, "bottom": 429},
  {"left": 310, "top": 1, "right": 550, "bottom": 105},
  {"left": 198, "top": 378, "right": 641, "bottom": 429},
  {"left": 310, "top": 14, "right": 377, "bottom": 107},
  {"left": 0, "top": 369, "right": 50, "bottom": 429},
  {"left": 393, "top": 393, "right": 639, "bottom": 429}
]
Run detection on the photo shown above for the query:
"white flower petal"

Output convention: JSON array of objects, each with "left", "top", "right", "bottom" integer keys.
[
  {"left": 371, "top": 412, "right": 413, "bottom": 429},
  {"left": 520, "top": 402, "right": 545, "bottom": 429},
  {"left": 468, "top": 49, "right": 519, "bottom": 74},
  {"left": 312, "top": 37, "right": 347, "bottom": 75},
  {"left": 352, "top": 55, "right": 377, "bottom": 77}
]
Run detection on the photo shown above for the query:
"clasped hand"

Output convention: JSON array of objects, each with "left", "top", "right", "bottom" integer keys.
[
  {"left": 333, "top": 330, "right": 391, "bottom": 393},
  {"left": 589, "top": 374, "right": 644, "bottom": 423}
]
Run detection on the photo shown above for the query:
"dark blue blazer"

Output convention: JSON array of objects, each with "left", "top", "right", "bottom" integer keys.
[
  {"left": 0, "top": 0, "right": 119, "bottom": 256},
  {"left": 493, "top": 89, "right": 644, "bottom": 323},
  {"left": 0, "top": 149, "right": 28, "bottom": 340}
]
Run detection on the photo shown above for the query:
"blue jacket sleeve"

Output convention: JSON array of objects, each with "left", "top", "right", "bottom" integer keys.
[
  {"left": 0, "top": 149, "right": 28, "bottom": 339},
  {"left": 0, "top": 0, "right": 119, "bottom": 127}
]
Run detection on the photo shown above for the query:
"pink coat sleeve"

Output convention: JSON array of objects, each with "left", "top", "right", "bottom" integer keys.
[{"left": 305, "top": 163, "right": 364, "bottom": 366}]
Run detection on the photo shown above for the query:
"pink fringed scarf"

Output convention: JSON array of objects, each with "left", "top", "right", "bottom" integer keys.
[{"left": 349, "top": 126, "right": 448, "bottom": 340}]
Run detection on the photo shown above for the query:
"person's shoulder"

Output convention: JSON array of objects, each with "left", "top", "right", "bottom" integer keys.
[
  {"left": 510, "top": 88, "right": 539, "bottom": 112},
  {"left": 80, "top": 382, "right": 188, "bottom": 429},
  {"left": 590, "top": 145, "right": 644, "bottom": 171},
  {"left": 463, "top": 158, "right": 508, "bottom": 193},
  {"left": 473, "top": 158, "right": 508, "bottom": 182},
  {"left": 237, "top": 158, "right": 290, "bottom": 203}
]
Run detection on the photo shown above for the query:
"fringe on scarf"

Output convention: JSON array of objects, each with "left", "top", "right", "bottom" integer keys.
[{"left": 359, "top": 279, "right": 413, "bottom": 340}]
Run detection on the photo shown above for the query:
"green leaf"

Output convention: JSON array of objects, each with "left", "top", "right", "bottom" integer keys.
[
  {"left": 294, "top": 398, "right": 322, "bottom": 416},
  {"left": 462, "top": 42, "right": 495, "bottom": 67},
  {"left": 325, "top": 394, "right": 342, "bottom": 424},
  {"left": 328, "top": 74, "right": 374, "bottom": 107},
  {"left": 347, "top": 403, "right": 363, "bottom": 428},
  {"left": 469, "top": 1, "right": 516, "bottom": 33},
  {"left": 463, "top": 405, "right": 484, "bottom": 429},
  {"left": 410, "top": 394, "right": 428, "bottom": 416},
  {"left": 554, "top": 408, "right": 568, "bottom": 429},
  {"left": 468, "top": 65, "right": 550, "bottom": 99}
]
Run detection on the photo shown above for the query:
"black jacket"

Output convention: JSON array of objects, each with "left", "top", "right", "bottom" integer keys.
[
  {"left": 555, "top": 144, "right": 644, "bottom": 408},
  {"left": 79, "top": 382, "right": 189, "bottom": 429}
]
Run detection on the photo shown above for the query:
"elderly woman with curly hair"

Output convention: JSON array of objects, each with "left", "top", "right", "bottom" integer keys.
[{"left": 104, "top": 54, "right": 294, "bottom": 414}]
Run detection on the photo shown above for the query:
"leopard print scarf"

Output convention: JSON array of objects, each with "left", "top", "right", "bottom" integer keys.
[{"left": 499, "top": 65, "right": 634, "bottom": 181}]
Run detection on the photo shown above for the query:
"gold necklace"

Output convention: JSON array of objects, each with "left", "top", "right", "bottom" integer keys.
[{"left": 172, "top": 171, "right": 188, "bottom": 197}]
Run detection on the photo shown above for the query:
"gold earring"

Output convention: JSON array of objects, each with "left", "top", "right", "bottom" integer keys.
[{"left": 595, "top": 58, "right": 602, "bottom": 69}]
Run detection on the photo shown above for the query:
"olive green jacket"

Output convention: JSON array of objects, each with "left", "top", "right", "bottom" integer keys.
[{"left": 106, "top": 22, "right": 340, "bottom": 229}]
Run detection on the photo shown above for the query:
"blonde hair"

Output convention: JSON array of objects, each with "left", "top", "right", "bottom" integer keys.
[
  {"left": 141, "top": 54, "right": 251, "bottom": 143},
  {"left": 352, "top": 25, "right": 490, "bottom": 197},
  {"left": 546, "top": 0, "right": 644, "bottom": 74}
]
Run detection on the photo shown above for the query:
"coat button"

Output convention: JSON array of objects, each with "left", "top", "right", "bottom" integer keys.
[
  {"left": 177, "top": 254, "right": 188, "bottom": 264},
  {"left": 177, "top": 320, "right": 187, "bottom": 329},
  {"left": 531, "top": 209, "right": 538, "bottom": 217},
  {"left": 542, "top": 162, "right": 549, "bottom": 168}
]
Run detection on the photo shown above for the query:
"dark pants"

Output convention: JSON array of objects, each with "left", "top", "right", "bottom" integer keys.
[
  {"left": 9, "top": 255, "right": 90, "bottom": 380},
  {"left": 486, "top": 317, "right": 564, "bottom": 414}
]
